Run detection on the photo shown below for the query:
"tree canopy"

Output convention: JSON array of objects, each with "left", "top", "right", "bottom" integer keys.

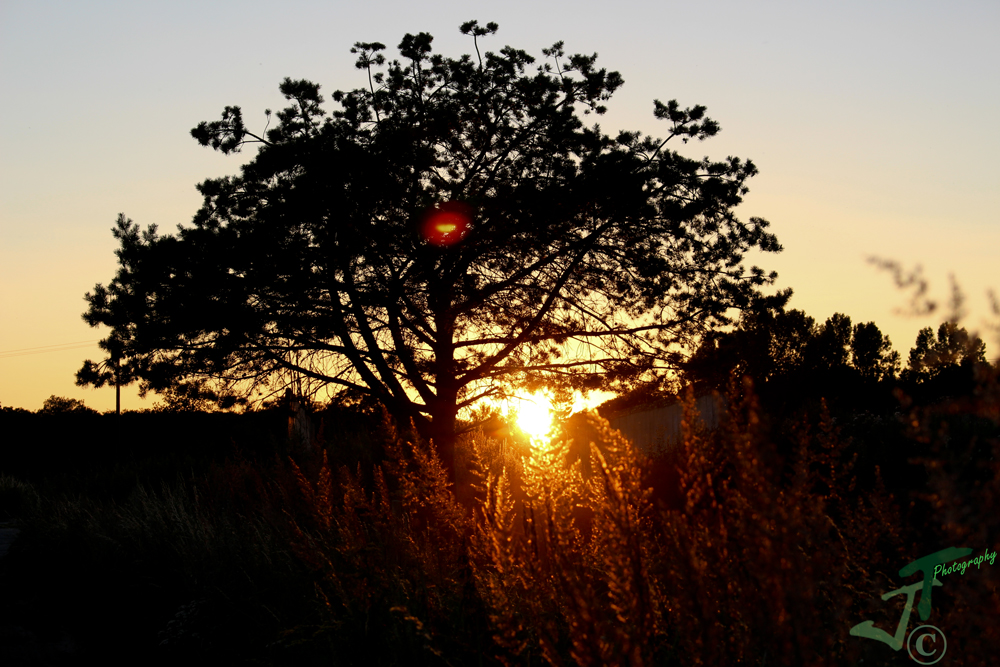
[
  {"left": 682, "top": 299, "right": 901, "bottom": 402},
  {"left": 905, "top": 321, "right": 987, "bottom": 380},
  {"left": 76, "top": 214, "right": 145, "bottom": 414},
  {"left": 900, "top": 321, "right": 989, "bottom": 400},
  {"left": 39, "top": 395, "right": 99, "bottom": 415},
  {"left": 80, "top": 21, "right": 782, "bottom": 481}
]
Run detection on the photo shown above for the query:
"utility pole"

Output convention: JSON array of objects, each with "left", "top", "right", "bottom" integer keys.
[{"left": 113, "top": 356, "right": 121, "bottom": 415}]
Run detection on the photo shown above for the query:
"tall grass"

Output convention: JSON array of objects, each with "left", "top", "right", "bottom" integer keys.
[
  {"left": 1, "top": 457, "right": 316, "bottom": 664},
  {"left": 282, "top": 387, "right": 923, "bottom": 665},
  {"left": 0, "top": 473, "right": 39, "bottom": 521},
  {"left": 900, "top": 361, "right": 1000, "bottom": 666},
  {"left": 4, "top": 373, "right": 996, "bottom": 664}
]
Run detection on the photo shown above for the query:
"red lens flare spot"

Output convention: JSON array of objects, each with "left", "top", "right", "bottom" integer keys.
[{"left": 420, "top": 201, "right": 472, "bottom": 246}]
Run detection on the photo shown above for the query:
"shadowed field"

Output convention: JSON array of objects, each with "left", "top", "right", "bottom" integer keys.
[{"left": 1, "top": 370, "right": 997, "bottom": 665}]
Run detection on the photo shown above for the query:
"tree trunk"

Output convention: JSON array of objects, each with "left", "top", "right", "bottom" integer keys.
[
  {"left": 428, "top": 278, "right": 459, "bottom": 487},
  {"left": 428, "top": 395, "right": 458, "bottom": 488},
  {"left": 114, "top": 357, "right": 121, "bottom": 416},
  {"left": 424, "top": 393, "right": 481, "bottom": 508}
]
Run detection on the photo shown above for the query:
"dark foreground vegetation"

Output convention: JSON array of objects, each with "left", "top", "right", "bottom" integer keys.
[{"left": 2, "top": 345, "right": 999, "bottom": 666}]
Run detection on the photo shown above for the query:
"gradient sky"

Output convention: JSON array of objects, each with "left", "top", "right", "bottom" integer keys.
[{"left": 1, "top": 0, "right": 997, "bottom": 412}]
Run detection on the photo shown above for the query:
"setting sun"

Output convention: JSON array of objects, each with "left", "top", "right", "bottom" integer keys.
[{"left": 511, "top": 390, "right": 555, "bottom": 442}]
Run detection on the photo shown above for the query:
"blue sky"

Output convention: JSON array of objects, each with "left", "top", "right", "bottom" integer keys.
[{"left": 1, "top": 0, "right": 997, "bottom": 411}]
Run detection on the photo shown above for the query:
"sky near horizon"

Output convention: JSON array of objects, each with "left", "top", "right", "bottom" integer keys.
[{"left": 1, "top": 0, "right": 997, "bottom": 412}]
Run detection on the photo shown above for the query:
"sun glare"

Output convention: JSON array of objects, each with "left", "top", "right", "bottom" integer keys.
[
  {"left": 512, "top": 390, "right": 555, "bottom": 442},
  {"left": 486, "top": 388, "right": 614, "bottom": 445}
]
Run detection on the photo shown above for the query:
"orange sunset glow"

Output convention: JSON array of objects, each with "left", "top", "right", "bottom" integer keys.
[{"left": 509, "top": 389, "right": 556, "bottom": 442}]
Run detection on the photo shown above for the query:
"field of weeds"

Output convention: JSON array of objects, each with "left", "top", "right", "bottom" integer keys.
[{"left": 0, "top": 375, "right": 998, "bottom": 666}]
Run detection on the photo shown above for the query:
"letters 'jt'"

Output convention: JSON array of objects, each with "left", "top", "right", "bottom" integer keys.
[{"left": 849, "top": 547, "right": 972, "bottom": 650}]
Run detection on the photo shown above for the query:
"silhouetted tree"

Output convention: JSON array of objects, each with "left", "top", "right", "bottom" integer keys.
[
  {"left": 684, "top": 303, "right": 901, "bottom": 411},
  {"left": 39, "top": 395, "right": 98, "bottom": 415},
  {"left": 902, "top": 321, "right": 988, "bottom": 399},
  {"left": 683, "top": 292, "right": 813, "bottom": 392},
  {"left": 850, "top": 321, "right": 900, "bottom": 382},
  {"left": 805, "top": 312, "right": 852, "bottom": 372},
  {"left": 76, "top": 214, "right": 145, "bottom": 415},
  {"left": 81, "top": 21, "right": 782, "bottom": 483},
  {"left": 905, "top": 321, "right": 987, "bottom": 380},
  {"left": 801, "top": 314, "right": 901, "bottom": 409}
]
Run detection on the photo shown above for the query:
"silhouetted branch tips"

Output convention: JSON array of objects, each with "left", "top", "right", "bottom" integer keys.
[
  {"left": 191, "top": 105, "right": 249, "bottom": 154},
  {"left": 652, "top": 99, "right": 721, "bottom": 143},
  {"left": 397, "top": 31, "right": 434, "bottom": 62},
  {"left": 948, "top": 273, "right": 967, "bottom": 322},
  {"left": 459, "top": 20, "right": 498, "bottom": 37},
  {"left": 460, "top": 20, "right": 498, "bottom": 68},
  {"left": 351, "top": 41, "right": 386, "bottom": 69},
  {"left": 868, "top": 256, "right": 937, "bottom": 317},
  {"left": 870, "top": 259, "right": 998, "bottom": 354}
]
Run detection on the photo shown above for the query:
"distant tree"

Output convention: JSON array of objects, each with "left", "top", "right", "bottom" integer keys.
[
  {"left": 850, "top": 321, "right": 900, "bottom": 382},
  {"left": 685, "top": 305, "right": 901, "bottom": 401},
  {"left": 82, "top": 22, "right": 782, "bottom": 484},
  {"left": 39, "top": 395, "right": 99, "bottom": 415},
  {"left": 76, "top": 214, "right": 145, "bottom": 415},
  {"left": 683, "top": 292, "right": 813, "bottom": 391},
  {"left": 802, "top": 314, "right": 899, "bottom": 381},
  {"left": 904, "top": 322, "right": 987, "bottom": 385},
  {"left": 805, "top": 313, "right": 852, "bottom": 372},
  {"left": 766, "top": 307, "right": 818, "bottom": 378}
]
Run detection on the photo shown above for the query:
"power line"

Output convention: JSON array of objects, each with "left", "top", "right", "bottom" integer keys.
[
  {"left": 0, "top": 340, "right": 100, "bottom": 360},
  {"left": 0, "top": 340, "right": 98, "bottom": 354}
]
